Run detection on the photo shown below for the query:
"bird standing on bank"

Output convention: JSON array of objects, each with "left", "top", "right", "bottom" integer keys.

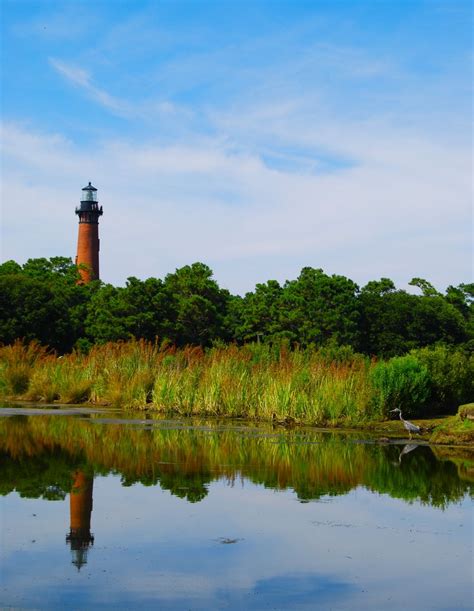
[{"left": 390, "top": 408, "right": 421, "bottom": 439}]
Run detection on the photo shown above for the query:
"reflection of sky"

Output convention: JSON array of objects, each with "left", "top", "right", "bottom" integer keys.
[{"left": 1, "top": 476, "right": 472, "bottom": 610}]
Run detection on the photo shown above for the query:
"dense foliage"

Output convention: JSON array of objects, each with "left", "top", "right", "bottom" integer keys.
[{"left": 0, "top": 257, "right": 472, "bottom": 357}]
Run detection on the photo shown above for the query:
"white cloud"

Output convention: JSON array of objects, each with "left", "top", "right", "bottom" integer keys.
[{"left": 1, "top": 118, "right": 471, "bottom": 294}]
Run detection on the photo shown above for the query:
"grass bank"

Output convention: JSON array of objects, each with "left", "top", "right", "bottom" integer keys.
[{"left": 0, "top": 340, "right": 472, "bottom": 425}]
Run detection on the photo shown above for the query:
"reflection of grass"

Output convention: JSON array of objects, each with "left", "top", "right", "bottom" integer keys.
[
  {"left": 0, "top": 414, "right": 471, "bottom": 508},
  {"left": 432, "top": 446, "right": 474, "bottom": 484}
]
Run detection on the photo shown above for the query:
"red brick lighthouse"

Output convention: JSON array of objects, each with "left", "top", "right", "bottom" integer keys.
[{"left": 75, "top": 182, "right": 103, "bottom": 283}]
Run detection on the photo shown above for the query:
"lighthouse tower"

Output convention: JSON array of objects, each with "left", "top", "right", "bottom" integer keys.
[{"left": 75, "top": 182, "right": 103, "bottom": 283}]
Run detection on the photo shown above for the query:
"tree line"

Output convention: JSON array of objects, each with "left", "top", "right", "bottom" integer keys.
[{"left": 0, "top": 257, "right": 472, "bottom": 357}]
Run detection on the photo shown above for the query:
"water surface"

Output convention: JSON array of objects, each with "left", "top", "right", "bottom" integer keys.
[{"left": 0, "top": 407, "right": 472, "bottom": 609}]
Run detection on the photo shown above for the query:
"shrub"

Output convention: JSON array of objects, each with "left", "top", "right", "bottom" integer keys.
[
  {"left": 370, "top": 355, "right": 430, "bottom": 418},
  {"left": 411, "top": 345, "right": 474, "bottom": 414}
]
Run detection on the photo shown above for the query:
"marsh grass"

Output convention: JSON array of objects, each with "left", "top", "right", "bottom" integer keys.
[
  {"left": 0, "top": 340, "right": 469, "bottom": 421},
  {"left": 0, "top": 341, "right": 49, "bottom": 397}
]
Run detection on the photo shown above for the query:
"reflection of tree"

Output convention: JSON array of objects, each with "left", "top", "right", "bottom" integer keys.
[
  {"left": 0, "top": 450, "right": 75, "bottom": 500},
  {"left": 0, "top": 415, "right": 471, "bottom": 508},
  {"left": 158, "top": 471, "right": 210, "bottom": 503},
  {"left": 121, "top": 467, "right": 211, "bottom": 503},
  {"left": 0, "top": 416, "right": 83, "bottom": 500},
  {"left": 367, "top": 444, "right": 467, "bottom": 509}
]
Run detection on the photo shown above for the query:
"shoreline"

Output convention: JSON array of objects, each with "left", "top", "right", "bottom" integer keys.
[{"left": 2, "top": 398, "right": 472, "bottom": 448}]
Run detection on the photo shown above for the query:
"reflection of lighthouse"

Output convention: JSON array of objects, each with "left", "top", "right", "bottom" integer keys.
[{"left": 66, "top": 470, "right": 94, "bottom": 570}]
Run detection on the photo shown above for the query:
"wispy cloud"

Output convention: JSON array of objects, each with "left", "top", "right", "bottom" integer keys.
[
  {"left": 49, "top": 58, "right": 132, "bottom": 117},
  {"left": 49, "top": 57, "right": 189, "bottom": 126}
]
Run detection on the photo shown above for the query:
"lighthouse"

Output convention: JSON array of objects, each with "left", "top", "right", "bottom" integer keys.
[{"left": 75, "top": 182, "right": 103, "bottom": 283}]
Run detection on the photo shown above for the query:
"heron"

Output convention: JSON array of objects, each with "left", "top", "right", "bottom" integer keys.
[{"left": 390, "top": 408, "right": 421, "bottom": 439}]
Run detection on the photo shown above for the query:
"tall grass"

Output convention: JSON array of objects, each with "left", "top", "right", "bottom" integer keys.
[
  {"left": 0, "top": 340, "right": 470, "bottom": 421},
  {"left": 0, "top": 341, "right": 49, "bottom": 396}
]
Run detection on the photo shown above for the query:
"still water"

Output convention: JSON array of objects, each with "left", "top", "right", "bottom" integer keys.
[{"left": 0, "top": 407, "right": 472, "bottom": 610}]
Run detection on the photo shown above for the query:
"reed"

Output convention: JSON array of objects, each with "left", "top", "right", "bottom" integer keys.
[
  {"left": 0, "top": 340, "right": 468, "bottom": 421},
  {"left": 0, "top": 341, "right": 49, "bottom": 397}
]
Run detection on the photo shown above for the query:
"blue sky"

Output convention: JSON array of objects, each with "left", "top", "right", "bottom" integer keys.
[{"left": 1, "top": 0, "right": 472, "bottom": 293}]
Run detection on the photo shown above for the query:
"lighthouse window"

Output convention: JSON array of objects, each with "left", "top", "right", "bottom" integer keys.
[{"left": 83, "top": 190, "right": 97, "bottom": 202}]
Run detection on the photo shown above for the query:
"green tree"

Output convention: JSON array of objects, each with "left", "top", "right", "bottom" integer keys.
[
  {"left": 444, "top": 283, "right": 474, "bottom": 349},
  {"left": 409, "top": 277, "right": 440, "bottom": 297},
  {"left": 359, "top": 279, "right": 468, "bottom": 357},
  {"left": 0, "top": 257, "right": 94, "bottom": 351},
  {"left": 159, "top": 263, "right": 230, "bottom": 345},
  {"left": 86, "top": 277, "right": 164, "bottom": 343},
  {"left": 21, "top": 256, "right": 81, "bottom": 283},
  {"left": 231, "top": 280, "right": 287, "bottom": 343},
  {"left": 0, "top": 275, "right": 59, "bottom": 346},
  {"left": 0, "top": 260, "right": 22, "bottom": 276},
  {"left": 281, "top": 268, "right": 360, "bottom": 347}
]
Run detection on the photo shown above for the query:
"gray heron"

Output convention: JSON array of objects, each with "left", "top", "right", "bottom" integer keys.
[{"left": 390, "top": 408, "right": 421, "bottom": 439}]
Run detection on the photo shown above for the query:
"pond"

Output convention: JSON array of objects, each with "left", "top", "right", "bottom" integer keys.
[{"left": 0, "top": 406, "right": 472, "bottom": 610}]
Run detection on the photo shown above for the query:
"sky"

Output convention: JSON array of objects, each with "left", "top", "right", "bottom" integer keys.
[{"left": 1, "top": 0, "right": 472, "bottom": 294}]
